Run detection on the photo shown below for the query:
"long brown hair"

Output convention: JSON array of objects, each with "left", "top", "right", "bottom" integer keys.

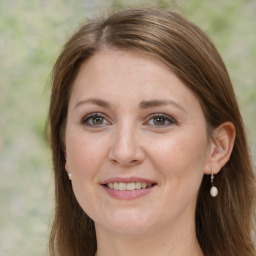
[{"left": 48, "top": 7, "right": 256, "bottom": 256}]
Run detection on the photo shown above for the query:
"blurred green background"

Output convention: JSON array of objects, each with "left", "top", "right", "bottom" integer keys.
[{"left": 0, "top": 0, "right": 255, "bottom": 255}]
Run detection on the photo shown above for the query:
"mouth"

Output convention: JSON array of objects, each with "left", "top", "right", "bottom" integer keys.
[
  {"left": 103, "top": 182, "right": 156, "bottom": 191},
  {"left": 101, "top": 177, "right": 157, "bottom": 199}
]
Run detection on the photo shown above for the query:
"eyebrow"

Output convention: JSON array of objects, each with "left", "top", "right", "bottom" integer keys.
[
  {"left": 75, "top": 98, "right": 110, "bottom": 109},
  {"left": 139, "top": 99, "right": 186, "bottom": 112},
  {"left": 75, "top": 98, "right": 186, "bottom": 112}
]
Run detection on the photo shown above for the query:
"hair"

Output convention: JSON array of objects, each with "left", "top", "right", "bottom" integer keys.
[{"left": 48, "top": 7, "right": 256, "bottom": 256}]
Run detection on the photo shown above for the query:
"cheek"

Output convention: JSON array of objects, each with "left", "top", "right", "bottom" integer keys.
[
  {"left": 150, "top": 131, "right": 208, "bottom": 189},
  {"left": 154, "top": 134, "right": 206, "bottom": 166},
  {"left": 66, "top": 130, "right": 107, "bottom": 176},
  {"left": 65, "top": 132, "right": 105, "bottom": 216}
]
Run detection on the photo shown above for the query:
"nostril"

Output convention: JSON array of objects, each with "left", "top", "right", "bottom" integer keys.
[
  {"left": 109, "top": 157, "right": 142, "bottom": 167},
  {"left": 108, "top": 134, "right": 145, "bottom": 166}
]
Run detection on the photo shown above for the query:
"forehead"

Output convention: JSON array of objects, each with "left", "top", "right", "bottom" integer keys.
[
  {"left": 69, "top": 49, "right": 201, "bottom": 111},
  {"left": 75, "top": 49, "right": 173, "bottom": 86}
]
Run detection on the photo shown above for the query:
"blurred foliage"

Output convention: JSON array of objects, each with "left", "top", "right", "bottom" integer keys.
[{"left": 0, "top": 0, "right": 255, "bottom": 255}]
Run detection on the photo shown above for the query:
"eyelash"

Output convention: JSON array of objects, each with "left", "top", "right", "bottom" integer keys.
[
  {"left": 146, "top": 113, "right": 176, "bottom": 128},
  {"left": 80, "top": 113, "right": 110, "bottom": 127},
  {"left": 80, "top": 113, "right": 176, "bottom": 128}
]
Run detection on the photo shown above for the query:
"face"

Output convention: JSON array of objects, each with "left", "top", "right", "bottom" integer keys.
[{"left": 65, "top": 49, "right": 211, "bottom": 236}]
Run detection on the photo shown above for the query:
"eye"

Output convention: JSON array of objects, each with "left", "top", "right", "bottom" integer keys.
[
  {"left": 146, "top": 114, "right": 176, "bottom": 127},
  {"left": 81, "top": 113, "right": 110, "bottom": 127}
]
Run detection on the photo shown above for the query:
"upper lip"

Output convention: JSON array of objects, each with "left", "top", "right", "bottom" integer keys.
[{"left": 101, "top": 176, "right": 157, "bottom": 185}]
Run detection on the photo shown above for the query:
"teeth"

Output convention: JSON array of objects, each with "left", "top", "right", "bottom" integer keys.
[
  {"left": 106, "top": 182, "right": 153, "bottom": 191},
  {"left": 135, "top": 182, "right": 142, "bottom": 189},
  {"left": 119, "top": 182, "right": 126, "bottom": 191},
  {"left": 113, "top": 182, "right": 119, "bottom": 190},
  {"left": 141, "top": 182, "right": 147, "bottom": 189},
  {"left": 108, "top": 183, "right": 114, "bottom": 189},
  {"left": 126, "top": 182, "right": 135, "bottom": 191}
]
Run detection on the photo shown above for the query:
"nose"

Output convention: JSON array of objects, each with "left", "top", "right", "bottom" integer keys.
[{"left": 108, "top": 123, "right": 145, "bottom": 167}]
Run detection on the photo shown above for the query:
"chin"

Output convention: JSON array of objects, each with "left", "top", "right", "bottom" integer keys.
[
  {"left": 96, "top": 211, "right": 155, "bottom": 236},
  {"left": 106, "top": 222, "right": 153, "bottom": 236}
]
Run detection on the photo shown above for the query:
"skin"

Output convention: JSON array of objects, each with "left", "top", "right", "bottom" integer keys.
[{"left": 65, "top": 49, "right": 235, "bottom": 256}]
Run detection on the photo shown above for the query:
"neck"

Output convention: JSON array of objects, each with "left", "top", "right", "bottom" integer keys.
[{"left": 95, "top": 215, "right": 204, "bottom": 256}]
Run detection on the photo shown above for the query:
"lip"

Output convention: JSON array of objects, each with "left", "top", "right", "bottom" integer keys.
[
  {"left": 100, "top": 176, "right": 157, "bottom": 200},
  {"left": 101, "top": 176, "right": 156, "bottom": 185},
  {"left": 102, "top": 185, "right": 156, "bottom": 199}
]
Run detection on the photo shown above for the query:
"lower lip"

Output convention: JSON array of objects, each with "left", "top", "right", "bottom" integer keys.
[{"left": 102, "top": 185, "right": 156, "bottom": 199}]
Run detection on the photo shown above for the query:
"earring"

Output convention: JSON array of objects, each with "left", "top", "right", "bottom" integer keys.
[
  {"left": 210, "top": 173, "right": 218, "bottom": 197},
  {"left": 68, "top": 173, "right": 72, "bottom": 180}
]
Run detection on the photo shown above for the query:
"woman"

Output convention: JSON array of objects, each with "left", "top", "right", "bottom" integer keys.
[{"left": 48, "top": 7, "right": 256, "bottom": 256}]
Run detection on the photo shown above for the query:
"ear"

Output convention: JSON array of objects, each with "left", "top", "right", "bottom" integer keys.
[
  {"left": 65, "top": 161, "right": 70, "bottom": 172},
  {"left": 64, "top": 153, "right": 70, "bottom": 173},
  {"left": 204, "top": 121, "right": 236, "bottom": 175}
]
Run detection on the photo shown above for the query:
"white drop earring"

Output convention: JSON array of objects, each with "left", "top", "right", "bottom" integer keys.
[
  {"left": 68, "top": 173, "right": 72, "bottom": 180},
  {"left": 210, "top": 173, "right": 218, "bottom": 197}
]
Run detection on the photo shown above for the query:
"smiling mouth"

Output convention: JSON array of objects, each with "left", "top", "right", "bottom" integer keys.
[{"left": 104, "top": 182, "right": 156, "bottom": 191}]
